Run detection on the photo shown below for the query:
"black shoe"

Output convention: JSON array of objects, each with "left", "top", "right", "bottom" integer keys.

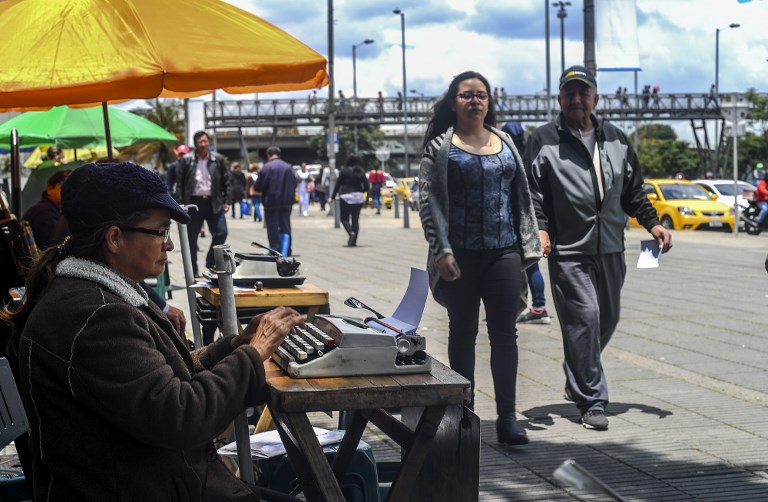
[
  {"left": 564, "top": 386, "right": 575, "bottom": 402},
  {"left": 347, "top": 232, "right": 356, "bottom": 247},
  {"left": 496, "top": 416, "right": 529, "bottom": 445},
  {"left": 581, "top": 410, "right": 609, "bottom": 430}
]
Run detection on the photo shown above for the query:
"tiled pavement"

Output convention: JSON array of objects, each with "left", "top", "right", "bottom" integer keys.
[{"left": 167, "top": 204, "right": 768, "bottom": 501}]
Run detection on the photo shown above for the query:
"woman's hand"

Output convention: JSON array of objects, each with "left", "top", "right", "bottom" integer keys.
[
  {"left": 436, "top": 254, "right": 461, "bottom": 282},
  {"left": 232, "top": 307, "right": 305, "bottom": 361}
]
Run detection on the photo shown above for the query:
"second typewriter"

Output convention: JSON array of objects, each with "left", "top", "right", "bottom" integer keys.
[{"left": 272, "top": 314, "right": 432, "bottom": 379}]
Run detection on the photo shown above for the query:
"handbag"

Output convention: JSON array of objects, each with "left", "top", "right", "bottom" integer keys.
[{"left": 241, "top": 199, "right": 251, "bottom": 216}]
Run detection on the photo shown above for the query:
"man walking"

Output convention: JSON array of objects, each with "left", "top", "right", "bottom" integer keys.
[
  {"left": 171, "top": 130, "right": 230, "bottom": 277},
  {"left": 525, "top": 66, "right": 672, "bottom": 431},
  {"left": 253, "top": 146, "right": 297, "bottom": 256}
]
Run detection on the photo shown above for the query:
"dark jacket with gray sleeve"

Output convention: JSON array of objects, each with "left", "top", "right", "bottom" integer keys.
[
  {"left": 18, "top": 258, "right": 264, "bottom": 501},
  {"left": 525, "top": 113, "right": 660, "bottom": 257},
  {"left": 418, "top": 125, "right": 542, "bottom": 305}
]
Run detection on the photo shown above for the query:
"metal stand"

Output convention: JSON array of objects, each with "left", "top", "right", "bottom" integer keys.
[
  {"left": 402, "top": 195, "right": 410, "bottom": 229},
  {"left": 177, "top": 205, "right": 203, "bottom": 349},
  {"left": 213, "top": 245, "right": 255, "bottom": 485},
  {"left": 393, "top": 194, "right": 400, "bottom": 219}
]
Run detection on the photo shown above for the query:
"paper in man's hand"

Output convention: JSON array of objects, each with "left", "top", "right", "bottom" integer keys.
[{"left": 637, "top": 239, "right": 663, "bottom": 268}]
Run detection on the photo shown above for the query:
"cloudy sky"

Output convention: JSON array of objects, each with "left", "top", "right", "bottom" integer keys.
[{"left": 224, "top": 0, "right": 766, "bottom": 101}]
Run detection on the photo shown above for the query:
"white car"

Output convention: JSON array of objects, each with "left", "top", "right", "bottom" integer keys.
[{"left": 693, "top": 179, "right": 755, "bottom": 210}]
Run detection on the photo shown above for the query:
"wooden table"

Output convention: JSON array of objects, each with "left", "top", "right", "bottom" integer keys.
[
  {"left": 265, "top": 358, "right": 480, "bottom": 502},
  {"left": 194, "top": 284, "right": 330, "bottom": 344}
]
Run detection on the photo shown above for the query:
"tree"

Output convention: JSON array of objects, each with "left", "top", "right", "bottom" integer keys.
[
  {"left": 745, "top": 89, "right": 768, "bottom": 166},
  {"left": 636, "top": 124, "right": 699, "bottom": 179},
  {"left": 131, "top": 99, "right": 184, "bottom": 142}
]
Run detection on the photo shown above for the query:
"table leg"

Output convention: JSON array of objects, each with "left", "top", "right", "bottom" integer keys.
[
  {"left": 331, "top": 410, "right": 368, "bottom": 482},
  {"left": 385, "top": 405, "right": 446, "bottom": 502},
  {"left": 270, "top": 408, "right": 345, "bottom": 502}
]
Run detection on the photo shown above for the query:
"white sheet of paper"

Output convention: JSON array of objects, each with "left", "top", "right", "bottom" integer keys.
[
  {"left": 217, "top": 427, "right": 346, "bottom": 459},
  {"left": 637, "top": 239, "right": 663, "bottom": 268}
]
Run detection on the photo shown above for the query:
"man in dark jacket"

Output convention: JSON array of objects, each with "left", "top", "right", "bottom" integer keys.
[
  {"left": 253, "top": 146, "right": 296, "bottom": 256},
  {"left": 525, "top": 65, "right": 672, "bottom": 431},
  {"left": 169, "top": 130, "right": 231, "bottom": 276},
  {"left": 22, "top": 169, "right": 70, "bottom": 250}
]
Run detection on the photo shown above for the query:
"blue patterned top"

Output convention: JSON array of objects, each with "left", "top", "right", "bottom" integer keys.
[{"left": 446, "top": 141, "right": 518, "bottom": 250}]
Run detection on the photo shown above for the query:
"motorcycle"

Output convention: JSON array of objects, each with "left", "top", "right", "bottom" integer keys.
[{"left": 742, "top": 200, "right": 768, "bottom": 235}]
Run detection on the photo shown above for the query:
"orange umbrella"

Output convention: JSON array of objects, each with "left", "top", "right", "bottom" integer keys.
[
  {"left": 0, "top": 0, "right": 328, "bottom": 212},
  {"left": 0, "top": 0, "right": 328, "bottom": 108}
]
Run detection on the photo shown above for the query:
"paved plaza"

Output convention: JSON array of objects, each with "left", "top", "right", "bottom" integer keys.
[{"left": 166, "top": 204, "right": 768, "bottom": 501}]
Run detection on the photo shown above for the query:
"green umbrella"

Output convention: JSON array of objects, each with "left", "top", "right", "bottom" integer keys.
[{"left": 0, "top": 105, "right": 177, "bottom": 150}]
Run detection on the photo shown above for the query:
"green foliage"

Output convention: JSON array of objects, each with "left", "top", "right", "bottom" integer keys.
[
  {"left": 638, "top": 124, "right": 677, "bottom": 141},
  {"left": 131, "top": 99, "right": 184, "bottom": 142},
  {"left": 638, "top": 137, "right": 700, "bottom": 179},
  {"left": 308, "top": 125, "right": 385, "bottom": 168},
  {"left": 746, "top": 88, "right": 768, "bottom": 135}
]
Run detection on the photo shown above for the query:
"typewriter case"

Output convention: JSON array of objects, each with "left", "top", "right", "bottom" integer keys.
[{"left": 202, "top": 252, "right": 306, "bottom": 288}]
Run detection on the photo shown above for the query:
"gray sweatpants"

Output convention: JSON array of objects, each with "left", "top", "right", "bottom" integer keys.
[{"left": 548, "top": 253, "right": 626, "bottom": 413}]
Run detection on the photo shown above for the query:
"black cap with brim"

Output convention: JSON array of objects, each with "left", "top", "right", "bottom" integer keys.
[
  {"left": 559, "top": 65, "right": 597, "bottom": 89},
  {"left": 62, "top": 162, "right": 190, "bottom": 228}
]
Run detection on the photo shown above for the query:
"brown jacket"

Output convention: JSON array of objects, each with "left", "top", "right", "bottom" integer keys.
[{"left": 19, "top": 258, "right": 265, "bottom": 501}]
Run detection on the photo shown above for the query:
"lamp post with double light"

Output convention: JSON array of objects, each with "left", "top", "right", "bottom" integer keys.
[
  {"left": 553, "top": 1, "right": 571, "bottom": 74},
  {"left": 352, "top": 38, "right": 374, "bottom": 154},
  {"left": 714, "top": 23, "right": 740, "bottom": 175},
  {"left": 393, "top": 8, "right": 409, "bottom": 176}
]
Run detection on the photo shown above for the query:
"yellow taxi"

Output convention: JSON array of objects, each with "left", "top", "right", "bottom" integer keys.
[
  {"left": 634, "top": 179, "right": 734, "bottom": 231},
  {"left": 392, "top": 177, "right": 419, "bottom": 210}
]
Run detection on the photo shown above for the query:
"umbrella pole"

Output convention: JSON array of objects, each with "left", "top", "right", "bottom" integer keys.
[
  {"left": 10, "top": 129, "right": 20, "bottom": 216},
  {"left": 176, "top": 212, "right": 203, "bottom": 349},
  {"left": 101, "top": 102, "right": 113, "bottom": 161}
]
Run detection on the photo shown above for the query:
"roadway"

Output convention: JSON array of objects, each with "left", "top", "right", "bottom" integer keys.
[{"left": 165, "top": 206, "right": 768, "bottom": 500}]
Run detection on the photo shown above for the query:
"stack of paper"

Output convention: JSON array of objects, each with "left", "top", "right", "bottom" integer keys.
[{"left": 217, "top": 427, "right": 346, "bottom": 459}]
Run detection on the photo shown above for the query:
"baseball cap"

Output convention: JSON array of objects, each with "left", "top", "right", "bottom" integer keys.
[
  {"left": 176, "top": 144, "right": 190, "bottom": 155},
  {"left": 559, "top": 65, "right": 597, "bottom": 89}
]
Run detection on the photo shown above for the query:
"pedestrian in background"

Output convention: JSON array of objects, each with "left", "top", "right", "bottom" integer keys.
[
  {"left": 254, "top": 146, "right": 296, "bottom": 256},
  {"left": 22, "top": 170, "right": 70, "bottom": 250},
  {"left": 501, "top": 121, "right": 552, "bottom": 326},
  {"left": 525, "top": 65, "right": 672, "bottom": 431},
  {"left": 330, "top": 155, "right": 369, "bottom": 247},
  {"left": 418, "top": 70, "right": 542, "bottom": 446},
  {"left": 246, "top": 163, "right": 263, "bottom": 223},
  {"left": 169, "top": 130, "right": 230, "bottom": 277},
  {"left": 368, "top": 165, "right": 385, "bottom": 214},
  {"left": 296, "top": 162, "right": 311, "bottom": 216},
  {"left": 229, "top": 162, "right": 247, "bottom": 219}
]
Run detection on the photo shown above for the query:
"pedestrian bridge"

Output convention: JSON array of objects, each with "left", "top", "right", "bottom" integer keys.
[{"left": 204, "top": 92, "right": 756, "bottom": 130}]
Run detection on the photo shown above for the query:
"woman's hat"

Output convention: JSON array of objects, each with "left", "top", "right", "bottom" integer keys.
[{"left": 62, "top": 162, "right": 190, "bottom": 226}]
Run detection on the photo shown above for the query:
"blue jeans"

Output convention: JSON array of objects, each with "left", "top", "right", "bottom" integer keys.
[
  {"left": 371, "top": 183, "right": 382, "bottom": 209},
  {"left": 757, "top": 201, "right": 768, "bottom": 225},
  {"left": 250, "top": 195, "right": 262, "bottom": 221},
  {"left": 526, "top": 262, "right": 546, "bottom": 309},
  {"left": 187, "top": 197, "right": 228, "bottom": 276}
]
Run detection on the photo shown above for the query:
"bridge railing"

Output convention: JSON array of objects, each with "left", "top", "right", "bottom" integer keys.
[{"left": 205, "top": 93, "right": 759, "bottom": 130}]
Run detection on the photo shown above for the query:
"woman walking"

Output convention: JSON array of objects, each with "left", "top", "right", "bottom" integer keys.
[
  {"left": 418, "top": 71, "right": 541, "bottom": 445},
  {"left": 330, "top": 155, "right": 370, "bottom": 247}
]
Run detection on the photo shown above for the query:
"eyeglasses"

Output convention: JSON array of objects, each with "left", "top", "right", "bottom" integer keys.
[
  {"left": 456, "top": 91, "right": 489, "bottom": 102},
  {"left": 119, "top": 225, "right": 172, "bottom": 243}
]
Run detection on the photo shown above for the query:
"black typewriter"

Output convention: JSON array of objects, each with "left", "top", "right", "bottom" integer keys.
[{"left": 272, "top": 314, "right": 431, "bottom": 379}]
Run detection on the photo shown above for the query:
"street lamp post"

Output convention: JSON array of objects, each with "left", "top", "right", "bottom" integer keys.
[
  {"left": 553, "top": 1, "right": 571, "bottom": 73},
  {"left": 352, "top": 38, "right": 374, "bottom": 154},
  {"left": 393, "top": 8, "right": 409, "bottom": 177},
  {"left": 714, "top": 23, "right": 740, "bottom": 176}
]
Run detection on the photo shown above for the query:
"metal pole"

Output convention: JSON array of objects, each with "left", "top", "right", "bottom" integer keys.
[
  {"left": 10, "top": 129, "right": 20, "bottom": 217},
  {"left": 545, "top": 1, "right": 552, "bottom": 121},
  {"left": 394, "top": 9, "right": 409, "bottom": 177},
  {"left": 732, "top": 99, "right": 739, "bottom": 237},
  {"left": 213, "top": 245, "right": 255, "bottom": 485},
  {"left": 353, "top": 43, "right": 359, "bottom": 155},
  {"left": 633, "top": 70, "right": 639, "bottom": 156},
  {"left": 327, "top": 0, "right": 340, "bottom": 228},
  {"left": 583, "top": 0, "right": 596, "bottom": 75},
  {"left": 176, "top": 210, "right": 203, "bottom": 349},
  {"left": 101, "top": 102, "right": 114, "bottom": 161},
  {"left": 211, "top": 91, "right": 218, "bottom": 152},
  {"left": 715, "top": 28, "right": 720, "bottom": 174}
]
